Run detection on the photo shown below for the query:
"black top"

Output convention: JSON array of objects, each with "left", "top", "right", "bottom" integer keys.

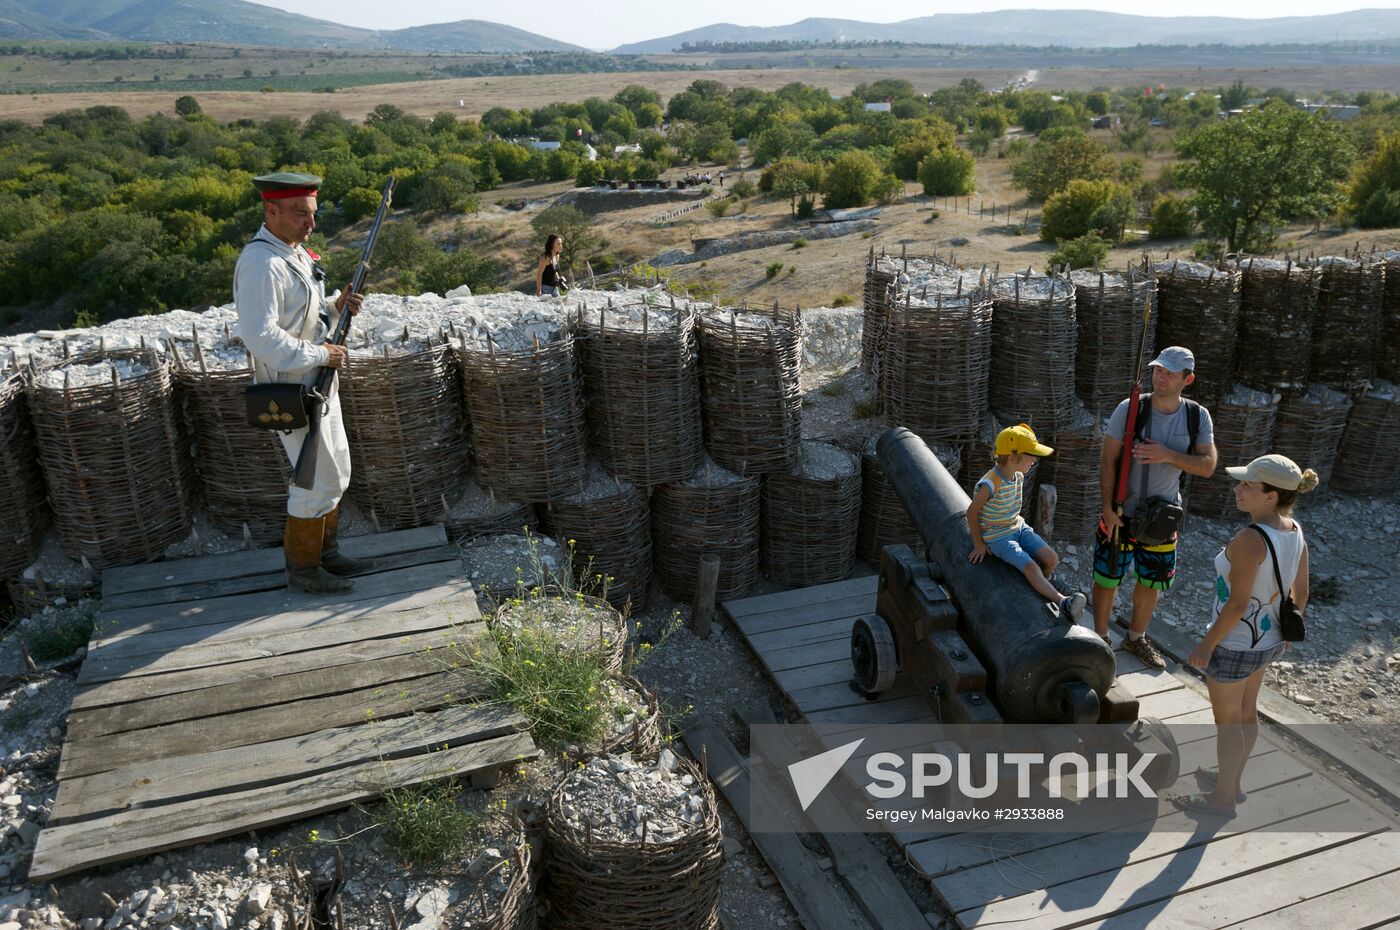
[{"left": 541, "top": 257, "right": 561, "bottom": 287}]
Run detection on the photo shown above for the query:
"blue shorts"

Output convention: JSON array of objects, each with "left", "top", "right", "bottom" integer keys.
[{"left": 986, "top": 525, "right": 1050, "bottom": 572}]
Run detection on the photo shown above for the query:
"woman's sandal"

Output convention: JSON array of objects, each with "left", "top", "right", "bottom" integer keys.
[
  {"left": 1195, "top": 767, "right": 1247, "bottom": 804},
  {"left": 1167, "top": 791, "right": 1237, "bottom": 818}
]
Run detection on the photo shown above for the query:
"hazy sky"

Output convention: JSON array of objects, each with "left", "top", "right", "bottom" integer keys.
[{"left": 264, "top": 2, "right": 1375, "bottom": 51}]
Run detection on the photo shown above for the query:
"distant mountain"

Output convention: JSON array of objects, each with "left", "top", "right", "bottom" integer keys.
[
  {"left": 15, "top": 0, "right": 584, "bottom": 52},
  {"left": 612, "top": 8, "right": 1400, "bottom": 53}
]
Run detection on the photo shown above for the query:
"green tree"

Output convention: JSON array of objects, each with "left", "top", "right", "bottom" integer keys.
[
  {"left": 1176, "top": 101, "right": 1353, "bottom": 251},
  {"left": 341, "top": 186, "right": 382, "bottom": 222},
  {"left": 1040, "top": 178, "right": 1134, "bottom": 243},
  {"left": 414, "top": 156, "right": 478, "bottom": 212},
  {"left": 1346, "top": 130, "right": 1400, "bottom": 221},
  {"left": 174, "top": 95, "right": 202, "bottom": 117},
  {"left": 1148, "top": 193, "right": 1195, "bottom": 239},
  {"left": 821, "top": 150, "right": 882, "bottom": 209},
  {"left": 1047, "top": 232, "right": 1110, "bottom": 271},
  {"left": 530, "top": 204, "right": 600, "bottom": 278},
  {"left": 1010, "top": 131, "right": 1116, "bottom": 202},
  {"left": 918, "top": 147, "right": 976, "bottom": 196}
]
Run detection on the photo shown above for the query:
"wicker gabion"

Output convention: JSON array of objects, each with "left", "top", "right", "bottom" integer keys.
[
  {"left": 456, "top": 330, "right": 586, "bottom": 503},
  {"left": 1153, "top": 260, "right": 1242, "bottom": 408},
  {"left": 575, "top": 299, "right": 703, "bottom": 486},
  {"left": 1271, "top": 385, "right": 1353, "bottom": 492},
  {"left": 760, "top": 441, "right": 861, "bottom": 586},
  {"left": 27, "top": 349, "right": 195, "bottom": 567},
  {"left": 1306, "top": 255, "right": 1386, "bottom": 389},
  {"left": 539, "top": 464, "right": 652, "bottom": 612},
  {"left": 1233, "top": 258, "right": 1320, "bottom": 392},
  {"left": 1188, "top": 384, "right": 1279, "bottom": 518},
  {"left": 591, "top": 675, "right": 665, "bottom": 759},
  {"left": 989, "top": 272, "right": 1078, "bottom": 430},
  {"left": 494, "top": 594, "right": 629, "bottom": 675},
  {"left": 340, "top": 338, "right": 472, "bottom": 530},
  {"left": 1071, "top": 266, "right": 1157, "bottom": 416},
  {"left": 697, "top": 308, "right": 801, "bottom": 476},
  {"left": 882, "top": 290, "right": 994, "bottom": 445},
  {"left": 172, "top": 348, "right": 289, "bottom": 545},
  {"left": 1333, "top": 381, "right": 1400, "bottom": 496},
  {"left": 862, "top": 250, "right": 897, "bottom": 375},
  {"left": 544, "top": 752, "right": 723, "bottom": 930},
  {"left": 1377, "top": 250, "right": 1400, "bottom": 382},
  {"left": 441, "top": 474, "right": 537, "bottom": 543},
  {"left": 651, "top": 459, "right": 761, "bottom": 600},
  {"left": 0, "top": 372, "right": 49, "bottom": 582},
  {"left": 1042, "top": 403, "right": 1103, "bottom": 545},
  {"left": 857, "top": 433, "right": 960, "bottom": 564},
  {"left": 441, "top": 816, "right": 535, "bottom": 930}
]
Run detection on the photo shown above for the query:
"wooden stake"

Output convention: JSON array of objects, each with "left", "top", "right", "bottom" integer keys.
[{"left": 691, "top": 554, "right": 721, "bottom": 640}]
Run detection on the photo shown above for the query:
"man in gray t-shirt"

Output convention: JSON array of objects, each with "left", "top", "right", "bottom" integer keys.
[{"left": 1092, "top": 346, "right": 1219, "bottom": 668}]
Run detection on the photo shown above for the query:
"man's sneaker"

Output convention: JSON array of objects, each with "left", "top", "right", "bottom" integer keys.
[{"left": 1123, "top": 633, "right": 1166, "bottom": 669}]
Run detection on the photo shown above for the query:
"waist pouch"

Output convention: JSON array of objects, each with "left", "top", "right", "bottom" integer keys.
[
  {"left": 1130, "top": 497, "right": 1183, "bottom": 546},
  {"left": 245, "top": 382, "right": 313, "bottom": 431}
]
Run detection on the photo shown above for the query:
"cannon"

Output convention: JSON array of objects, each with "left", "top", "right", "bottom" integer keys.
[{"left": 852, "top": 427, "right": 1149, "bottom": 728}]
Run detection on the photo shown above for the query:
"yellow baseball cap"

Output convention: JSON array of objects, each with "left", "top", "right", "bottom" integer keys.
[{"left": 995, "top": 423, "right": 1054, "bottom": 457}]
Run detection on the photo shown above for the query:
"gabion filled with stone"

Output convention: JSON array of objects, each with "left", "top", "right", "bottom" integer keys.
[
  {"left": 0, "top": 371, "right": 49, "bottom": 583},
  {"left": 761, "top": 440, "right": 862, "bottom": 586},
  {"left": 1305, "top": 254, "right": 1386, "bottom": 389},
  {"left": 1333, "top": 380, "right": 1400, "bottom": 496},
  {"left": 1189, "top": 384, "right": 1280, "bottom": 518},
  {"left": 881, "top": 288, "right": 993, "bottom": 445},
  {"left": 1153, "top": 260, "right": 1242, "bottom": 408},
  {"left": 1232, "top": 257, "right": 1320, "bottom": 392},
  {"left": 857, "top": 433, "right": 959, "bottom": 564},
  {"left": 539, "top": 462, "right": 652, "bottom": 611},
  {"left": 989, "top": 271, "right": 1078, "bottom": 431},
  {"left": 1271, "top": 384, "right": 1353, "bottom": 493},
  {"left": 651, "top": 458, "right": 761, "bottom": 600},
  {"left": 1071, "top": 266, "right": 1157, "bottom": 416},
  {"left": 697, "top": 307, "right": 801, "bottom": 476},
  {"left": 1043, "top": 402, "right": 1103, "bottom": 545}
]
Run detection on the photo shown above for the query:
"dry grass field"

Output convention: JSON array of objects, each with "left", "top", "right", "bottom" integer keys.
[{"left": 3, "top": 63, "right": 1398, "bottom": 123}]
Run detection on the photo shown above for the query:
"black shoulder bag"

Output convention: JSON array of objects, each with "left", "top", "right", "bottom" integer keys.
[
  {"left": 1128, "top": 397, "right": 1200, "bottom": 546},
  {"left": 1249, "top": 524, "right": 1306, "bottom": 643},
  {"left": 244, "top": 260, "right": 328, "bottom": 432}
]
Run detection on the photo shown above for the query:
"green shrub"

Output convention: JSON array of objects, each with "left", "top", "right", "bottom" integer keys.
[
  {"left": 379, "top": 780, "right": 481, "bottom": 868},
  {"left": 706, "top": 198, "right": 732, "bottom": 218},
  {"left": 918, "top": 148, "right": 976, "bottom": 197},
  {"left": 1356, "top": 188, "right": 1400, "bottom": 229},
  {"left": 822, "top": 150, "right": 883, "bottom": 209},
  {"left": 1040, "top": 179, "right": 1134, "bottom": 243},
  {"left": 1046, "top": 232, "right": 1110, "bottom": 271},
  {"left": 766, "top": 261, "right": 783, "bottom": 279},
  {"left": 795, "top": 196, "right": 816, "bottom": 219},
  {"left": 729, "top": 177, "right": 757, "bottom": 199},
  {"left": 833, "top": 294, "right": 853, "bottom": 307},
  {"left": 791, "top": 236, "right": 808, "bottom": 249},
  {"left": 874, "top": 173, "right": 905, "bottom": 205},
  {"left": 1148, "top": 194, "right": 1196, "bottom": 239}
]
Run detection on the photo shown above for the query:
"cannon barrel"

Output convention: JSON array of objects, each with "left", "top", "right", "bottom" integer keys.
[{"left": 875, "top": 426, "right": 1115, "bottom": 723}]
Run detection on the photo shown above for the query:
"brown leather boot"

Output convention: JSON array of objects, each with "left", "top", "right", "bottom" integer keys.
[
  {"left": 321, "top": 506, "right": 375, "bottom": 577},
  {"left": 285, "top": 515, "right": 355, "bottom": 594}
]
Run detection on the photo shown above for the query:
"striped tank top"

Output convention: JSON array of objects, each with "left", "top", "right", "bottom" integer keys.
[{"left": 976, "top": 468, "right": 1024, "bottom": 542}]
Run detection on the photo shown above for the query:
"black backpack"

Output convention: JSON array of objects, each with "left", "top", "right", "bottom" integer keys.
[{"left": 1133, "top": 394, "right": 1202, "bottom": 491}]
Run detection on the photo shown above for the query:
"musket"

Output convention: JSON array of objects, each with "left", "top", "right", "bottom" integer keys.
[
  {"left": 1110, "top": 295, "right": 1154, "bottom": 550},
  {"left": 292, "top": 176, "right": 395, "bottom": 490}
]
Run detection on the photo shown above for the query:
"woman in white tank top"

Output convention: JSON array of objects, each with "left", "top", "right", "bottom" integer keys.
[{"left": 1169, "top": 454, "right": 1318, "bottom": 818}]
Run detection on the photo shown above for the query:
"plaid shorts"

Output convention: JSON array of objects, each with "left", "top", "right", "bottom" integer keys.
[
  {"left": 1205, "top": 642, "right": 1287, "bottom": 683},
  {"left": 1092, "top": 524, "right": 1177, "bottom": 591}
]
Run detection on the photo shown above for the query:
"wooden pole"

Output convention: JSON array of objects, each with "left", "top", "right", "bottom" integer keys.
[{"left": 691, "top": 554, "right": 721, "bottom": 639}]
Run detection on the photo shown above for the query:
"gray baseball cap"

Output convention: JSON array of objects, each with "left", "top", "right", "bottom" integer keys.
[{"left": 1149, "top": 346, "right": 1195, "bottom": 372}]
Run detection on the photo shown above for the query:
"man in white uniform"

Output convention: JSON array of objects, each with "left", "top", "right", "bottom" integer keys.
[{"left": 234, "top": 172, "right": 368, "bottom": 594}]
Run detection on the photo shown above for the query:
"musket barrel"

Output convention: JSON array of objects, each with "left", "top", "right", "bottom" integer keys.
[{"left": 875, "top": 426, "right": 1114, "bottom": 723}]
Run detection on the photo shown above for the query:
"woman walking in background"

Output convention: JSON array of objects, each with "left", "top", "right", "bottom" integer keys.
[
  {"left": 1172, "top": 454, "right": 1316, "bottom": 817},
  {"left": 536, "top": 233, "right": 566, "bottom": 297}
]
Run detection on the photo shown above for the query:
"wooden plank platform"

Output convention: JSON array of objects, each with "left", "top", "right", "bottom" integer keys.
[
  {"left": 31, "top": 527, "right": 539, "bottom": 881},
  {"left": 723, "top": 576, "right": 1400, "bottom": 930}
]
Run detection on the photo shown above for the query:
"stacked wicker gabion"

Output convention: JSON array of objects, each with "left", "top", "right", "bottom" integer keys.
[
  {"left": 857, "top": 433, "right": 960, "bottom": 563},
  {"left": 881, "top": 290, "right": 994, "bottom": 444},
  {"left": 591, "top": 676, "right": 665, "bottom": 759},
  {"left": 540, "top": 463, "right": 652, "bottom": 611},
  {"left": 1070, "top": 266, "right": 1157, "bottom": 416},
  {"left": 1333, "top": 381, "right": 1400, "bottom": 496},
  {"left": 651, "top": 458, "right": 761, "bottom": 600},
  {"left": 1271, "top": 385, "right": 1352, "bottom": 493},
  {"left": 544, "top": 751, "right": 723, "bottom": 930},
  {"left": 862, "top": 250, "right": 897, "bottom": 375},
  {"left": 340, "top": 338, "right": 472, "bottom": 530},
  {"left": 172, "top": 344, "right": 289, "bottom": 545},
  {"left": 1189, "top": 384, "right": 1279, "bottom": 518},
  {"left": 697, "top": 308, "right": 801, "bottom": 476},
  {"left": 760, "top": 441, "right": 861, "bottom": 586},
  {"left": 1377, "top": 250, "right": 1400, "bottom": 382},
  {"left": 456, "top": 323, "right": 587, "bottom": 502},
  {"left": 0, "top": 372, "right": 49, "bottom": 583},
  {"left": 440, "top": 817, "right": 536, "bottom": 930},
  {"left": 989, "top": 272, "right": 1077, "bottom": 430},
  {"left": 27, "top": 349, "right": 195, "bottom": 567},
  {"left": 1306, "top": 255, "right": 1386, "bottom": 389},
  {"left": 1042, "top": 403, "right": 1103, "bottom": 545},
  {"left": 575, "top": 300, "right": 703, "bottom": 486},
  {"left": 1153, "top": 260, "right": 1242, "bottom": 407},
  {"left": 1233, "top": 258, "right": 1320, "bottom": 392},
  {"left": 441, "top": 474, "right": 537, "bottom": 543}
]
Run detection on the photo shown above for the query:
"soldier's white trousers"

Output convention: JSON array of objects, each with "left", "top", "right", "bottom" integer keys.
[{"left": 277, "top": 391, "right": 352, "bottom": 519}]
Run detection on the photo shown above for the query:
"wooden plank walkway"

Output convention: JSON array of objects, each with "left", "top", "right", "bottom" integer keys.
[
  {"left": 31, "top": 526, "right": 540, "bottom": 881},
  {"left": 723, "top": 576, "right": 1400, "bottom": 930}
]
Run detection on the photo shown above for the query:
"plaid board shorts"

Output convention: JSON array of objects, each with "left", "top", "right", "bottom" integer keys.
[
  {"left": 1092, "top": 524, "right": 1177, "bottom": 591},
  {"left": 1205, "top": 642, "right": 1287, "bottom": 683}
]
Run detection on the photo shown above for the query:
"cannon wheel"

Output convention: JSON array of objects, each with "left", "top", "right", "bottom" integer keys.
[{"left": 851, "top": 615, "right": 898, "bottom": 695}]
